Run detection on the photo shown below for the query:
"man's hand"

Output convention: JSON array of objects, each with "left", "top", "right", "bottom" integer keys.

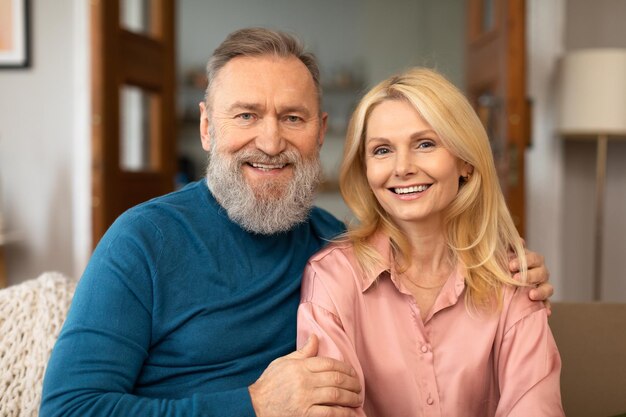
[
  {"left": 249, "top": 334, "right": 362, "bottom": 417},
  {"left": 509, "top": 246, "right": 554, "bottom": 315}
]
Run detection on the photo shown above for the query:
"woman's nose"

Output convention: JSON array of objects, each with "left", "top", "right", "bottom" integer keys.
[{"left": 394, "top": 150, "right": 417, "bottom": 177}]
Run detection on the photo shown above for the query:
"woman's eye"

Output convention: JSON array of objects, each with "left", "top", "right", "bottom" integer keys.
[
  {"left": 373, "top": 147, "right": 390, "bottom": 156},
  {"left": 417, "top": 140, "right": 435, "bottom": 149}
]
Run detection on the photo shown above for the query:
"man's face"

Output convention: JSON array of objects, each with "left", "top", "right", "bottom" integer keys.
[
  {"left": 200, "top": 55, "right": 328, "bottom": 234},
  {"left": 201, "top": 55, "right": 327, "bottom": 194}
]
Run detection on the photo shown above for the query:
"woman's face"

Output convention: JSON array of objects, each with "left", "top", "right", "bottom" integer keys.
[{"left": 364, "top": 99, "right": 469, "bottom": 232}]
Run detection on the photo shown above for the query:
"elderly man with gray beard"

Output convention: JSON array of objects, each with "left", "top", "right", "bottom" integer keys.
[{"left": 40, "top": 28, "right": 553, "bottom": 417}]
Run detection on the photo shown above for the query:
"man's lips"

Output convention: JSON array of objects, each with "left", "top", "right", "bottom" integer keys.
[{"left": 247, "top": 162, "right": 288, "bottom": 171}]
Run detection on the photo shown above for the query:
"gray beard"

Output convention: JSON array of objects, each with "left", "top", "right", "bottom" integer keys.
[{"left": 205, "top": 135, "right": 322, "bottom": 235}]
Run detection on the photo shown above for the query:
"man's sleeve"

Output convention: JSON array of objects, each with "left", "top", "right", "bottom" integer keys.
[{"left": 39, "top": 215, "right": 256, "bottom": 417}]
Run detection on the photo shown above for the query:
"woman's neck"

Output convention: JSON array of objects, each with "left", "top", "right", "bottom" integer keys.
[
  {"left": 397, "top": 220, "right": 451, "bottom": 278},
  {"left": 395, "top": 225, "right": 454, "bottom": 322}
]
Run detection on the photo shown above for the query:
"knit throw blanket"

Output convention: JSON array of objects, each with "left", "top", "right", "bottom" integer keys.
[{"left": 0, "top": 272, "right": 76, "bottom": 417}]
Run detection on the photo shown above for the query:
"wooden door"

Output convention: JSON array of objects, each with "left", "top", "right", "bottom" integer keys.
[
  {"left": 90, "top": 0, "right": 176, "bottom": 247},
  {"left": 466, "top": 0, "right": 529, "bottom": 235}
]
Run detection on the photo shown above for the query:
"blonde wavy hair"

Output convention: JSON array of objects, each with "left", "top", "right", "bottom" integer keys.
[{"left": 339, "top": 67, "right": 527, "bottom": 310}]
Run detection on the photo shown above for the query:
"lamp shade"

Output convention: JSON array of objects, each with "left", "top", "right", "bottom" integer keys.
[{"left": 558, "top": 48, "right": 626, "bottom": 136}]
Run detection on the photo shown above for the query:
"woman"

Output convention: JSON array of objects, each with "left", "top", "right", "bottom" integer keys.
[{"left": 297, "top": 68, "right": 563, "bottom": 416}]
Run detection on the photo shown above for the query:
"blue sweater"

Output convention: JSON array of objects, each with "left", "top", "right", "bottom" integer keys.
[{"left": 40, "top": 180, "right": 345, "bottom": 417}]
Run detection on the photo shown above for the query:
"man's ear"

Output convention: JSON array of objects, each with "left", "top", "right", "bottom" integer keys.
[
  {"left": 199, "top": 102, "right": 211, "bottom": 151},
  {"left": 318, "top": 112, "right": 328, "bottom": 147}
]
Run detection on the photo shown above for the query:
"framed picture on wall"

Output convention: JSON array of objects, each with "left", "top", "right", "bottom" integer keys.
[{"left": 0, "top": 0, "right": 30, "bottom": 68}]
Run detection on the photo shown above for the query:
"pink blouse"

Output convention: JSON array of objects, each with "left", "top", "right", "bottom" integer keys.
[{"left": 297, "top": 234, "right": 564, "bottom": 417}]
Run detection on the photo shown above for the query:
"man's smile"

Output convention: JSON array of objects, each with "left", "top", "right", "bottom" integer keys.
[{"left": 249, "top": 162, "right": 288, "bottom": 171}]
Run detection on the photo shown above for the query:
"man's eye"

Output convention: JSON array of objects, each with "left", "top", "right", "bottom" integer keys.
[
  {"left": 237, "top": 113, "right": 254, "bottom": 121},
  {"left": 285, "top": 115, "right": 302, "bottom": 123}
]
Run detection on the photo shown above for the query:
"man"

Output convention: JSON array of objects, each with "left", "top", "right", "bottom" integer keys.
[{"left": 40, "top": 28, "right": 552, "bottom": 417}]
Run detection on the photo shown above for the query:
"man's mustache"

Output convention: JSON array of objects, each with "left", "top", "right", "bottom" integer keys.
[{"left": 232, "top": 148, "right": 304, "bottom": 166}]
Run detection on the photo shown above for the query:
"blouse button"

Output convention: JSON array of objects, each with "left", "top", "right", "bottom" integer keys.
[
  {"left": 421, "top": 344, "right": 429, "bottom": 353},
  {"left": 427, "top": 396, "right": 434, "bottom": 405}
]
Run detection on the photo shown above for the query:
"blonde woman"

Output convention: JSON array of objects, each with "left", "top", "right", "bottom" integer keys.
[{"left": 297, "top": 68, "right": 563, "bottom": 416}]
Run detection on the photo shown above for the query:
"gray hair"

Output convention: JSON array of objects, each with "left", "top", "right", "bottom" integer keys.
[{"left": 205, "top": 27, "right": 322, "bottom": 109}]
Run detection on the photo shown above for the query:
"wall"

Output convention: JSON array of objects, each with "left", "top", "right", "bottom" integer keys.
[
  {"left": 560, "top": 0, "right": 626, "bottom": 301},
  {"left": 526, "top": 0, "right": 566, "bottom": 299},
  {"left": 179, "top": 0, "right": 626, "bottom": 302},
  {"left": 177, "top": 0, "right": 464, "bottom": 106},
  {"left": 177, "top": 0, "right": 373, "bottom": 222},
  {"left": 0, "top": 0, "right": 90, "bottom": 284},
  {"left": 527, "top": 0, "right": 626, "bottom": 302},
  {"left": 176, "top": 0, "right": 464, "bottom": 222},
  {"left": 8, "top": 0, "right": 615, "bottom": 301},
  {"left": 0, "top": 0, "right": 464, "bottom": 286},
  {"left": 178, "top": 0, "right": 367, "bottom": 82}
]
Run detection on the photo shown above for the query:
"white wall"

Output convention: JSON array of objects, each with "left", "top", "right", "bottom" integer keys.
[
  {"left": 526, "top": 0, "right": 566, "bottom": 299},
  {"left": 8, "top": 0, "right": 618, "bottom": 302},
  {"left": 176, "top": 0, "right": 451, "bottom": 119},
  {"left": 560, "top": 0, "right": 626, "bottom": 301},
  {"left": 0, "top": 0, "right": 462, "bottom": 286},
  {"left": 178, "top": 0, "right": 464, "bottom": 104},
  {"left": 177, "top": 0, "right": 367, "bottom": 83},
  {"left": 178, "top": 0, "right": 368, "bottom": 221},
  {"left": 176, "top": 0, "right": 464, "bottom": 223},
  {"left": 527, "top": 0, "right": 626, "bottom": 302},
  {"left": 0, "top": 0, "right": 90, "bottom": 284},
  {"left": 180, "top": 0, "right": 626, "bottom": 302}
]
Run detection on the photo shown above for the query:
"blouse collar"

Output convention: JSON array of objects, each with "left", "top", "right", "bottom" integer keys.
[{"left": 362, "top": 232, "right": 466, "bottom": 309}]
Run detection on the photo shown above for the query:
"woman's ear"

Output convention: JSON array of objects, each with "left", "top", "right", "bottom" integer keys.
[
  {"left": 463, "top": 162, "right": 474, "bottom": 178},
  {"left": 199, "top": 102, "right": 211, "bottom": 151},
  {"left": 459, "top": 161, "right": 474, "bottom": 185}
]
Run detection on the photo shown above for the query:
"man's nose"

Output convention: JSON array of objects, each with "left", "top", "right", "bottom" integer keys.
[{"left": 255, "top": 117, "right": 286, "bottom": 156}]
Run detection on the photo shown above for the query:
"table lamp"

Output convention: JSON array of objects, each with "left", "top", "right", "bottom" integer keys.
[{"left": 557, "top": 48, "right": 626, "bottom": 300}]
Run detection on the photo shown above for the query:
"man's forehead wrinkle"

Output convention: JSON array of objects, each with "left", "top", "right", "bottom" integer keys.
[
  {"left": 226, "top": 101, "right": 264, "bottom": 112},
  {"left": 209, "top": 55, "right": 321, "bottom": 117},
  {"left": 220, "top": 99, "right": 314, "bottom": 117}
]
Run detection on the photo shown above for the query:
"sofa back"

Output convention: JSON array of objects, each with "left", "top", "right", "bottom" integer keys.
[{"left": 549, "top": 302, "right": 626, "bottom": 417}]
